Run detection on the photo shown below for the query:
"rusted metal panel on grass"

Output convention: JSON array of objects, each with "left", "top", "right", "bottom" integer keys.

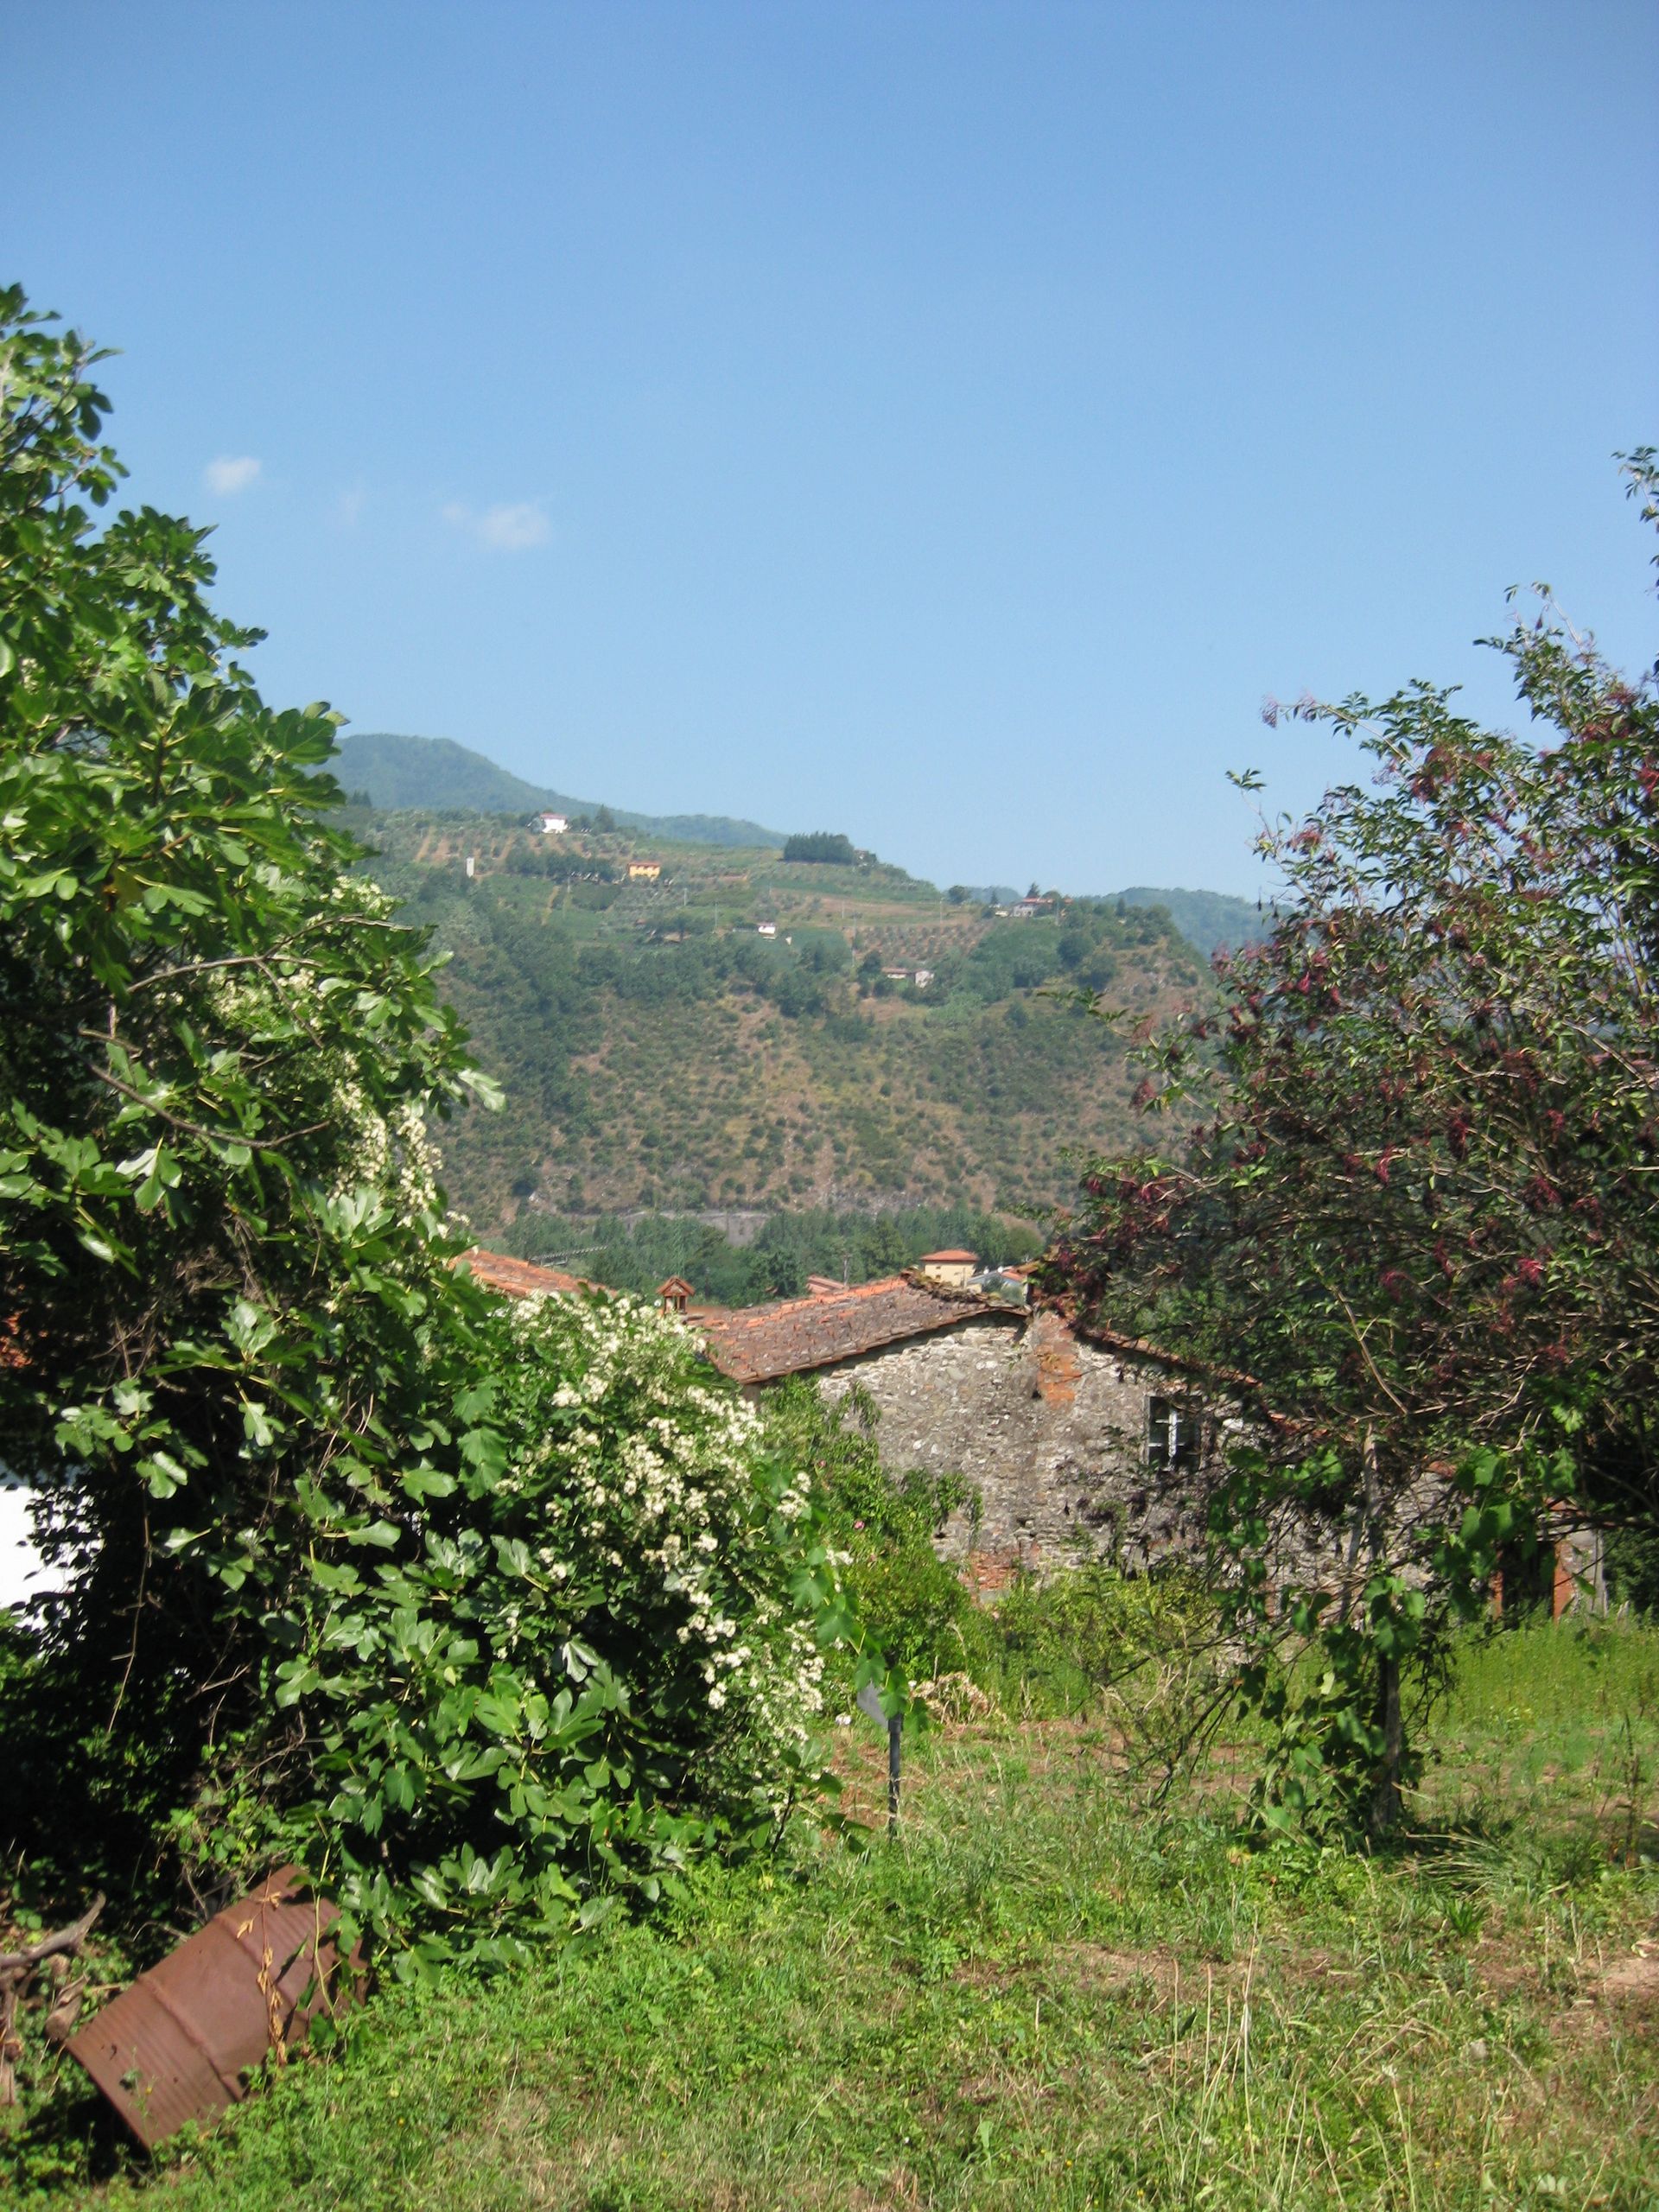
[{"left": 65, "top": 1867, "right": 358, "bottom": 2150}]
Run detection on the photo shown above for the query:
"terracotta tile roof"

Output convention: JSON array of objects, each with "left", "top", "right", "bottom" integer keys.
[
  {"left": 919, "top": 1249, "right": 977, "bottom": 1263},
  {"left": 698, "top": 1272, "right": 1018, "bottom": 1385},
  {"left": 462, "top": 1254, "right": 1017, "bottom": 1381},
  {"left": 461, "top": 1249, "right": 592, "bottom": 1299}
]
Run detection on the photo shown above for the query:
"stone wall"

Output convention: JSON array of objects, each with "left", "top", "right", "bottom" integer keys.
[
  {"left": 806, "top": 1306, "right": 1592, "bottom": 1609},
  {"left": 813, "top": 1309, "right": 1232, "bottom": 1584}
]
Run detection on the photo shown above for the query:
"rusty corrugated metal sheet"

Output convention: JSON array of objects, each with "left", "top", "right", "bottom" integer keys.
[{"left": 65, "top": 1868, "right": 359, "bottom": 2150}]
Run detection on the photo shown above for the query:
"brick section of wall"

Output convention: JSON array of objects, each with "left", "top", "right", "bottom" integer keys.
[{"left": 816, "top": 1313, "right": 1218, "bottom": 1577}]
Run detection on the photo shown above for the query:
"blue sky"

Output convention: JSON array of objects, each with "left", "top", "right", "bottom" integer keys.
[{"left": 8, "top": 3, "right": 1656, "bottom": 895}]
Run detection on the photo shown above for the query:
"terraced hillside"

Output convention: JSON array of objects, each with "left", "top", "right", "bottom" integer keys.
[{"left": 350, "top": 806, "right": 1213, "bottom": 1240}]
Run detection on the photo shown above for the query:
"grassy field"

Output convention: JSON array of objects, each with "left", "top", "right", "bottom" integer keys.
[{"left": 15, "top": 1619, "right": 1656, "bottom": 2211}]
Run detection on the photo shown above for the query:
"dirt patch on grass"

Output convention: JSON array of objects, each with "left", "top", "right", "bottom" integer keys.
[
  {"left": 1470, "top": 1929, "right": 1659, "bottom": 2035},
  {"left": 1592, "top": 1940, "right": 1659, "bottom": 2008},
  {"left": 952, "top": 1942, "right": 1246, "bottom": 2006},
  {"left": 1051, "top": 1942, "right": 1187, "bottom": 2001},
  {"left": 848, "top": 2168, "right": 926, "bottom": 2209}
]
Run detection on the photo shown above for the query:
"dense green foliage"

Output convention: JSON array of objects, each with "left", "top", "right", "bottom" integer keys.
[
  {"left": 763, "top": 1381, "right": 981, "bottom": 1685},
  {"left": 0, "top": 287, "right": 842, "bottom": 1964},
  {"left": 781, "top": 830, "right": 858, "bottom": 863},
  {"left": 0, "top": 281, "right": 481, "bottom": 1900},
  {"left": 283, "top": 1290, "right": 838, "bottom": 1967},
  {"left": 1052, "top": 457, "right": 1659, "bottom": 1834}
]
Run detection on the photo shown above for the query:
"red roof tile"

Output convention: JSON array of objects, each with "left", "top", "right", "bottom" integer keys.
[
  {"left": 463, "top": 1249, "right": 1014, "bottom": 1379},
  {"left": 461, "top": 1249, "right": 592, "bottom": 1299},
  {"left": 698, "top": 1272, "right": 1017, "bottom": 1384}
]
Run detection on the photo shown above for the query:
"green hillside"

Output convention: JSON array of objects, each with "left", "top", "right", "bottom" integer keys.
[
  {"left": 348, "top": 805, "right": 1208, "bottom": 1242},
  {"left": 334, "top": 734, "right": 1272, "bottom": 961},
  {"left": 1115, "top": 884, "right": 1275, "bottom": 956},
  {"left": 334, "top": 731, "right": 785, "bottom": 848}
]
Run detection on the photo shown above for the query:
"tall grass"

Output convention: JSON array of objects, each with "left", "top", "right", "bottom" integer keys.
[{"left": 10, "top": 1624, "right": 1652, "bottom": 2210}]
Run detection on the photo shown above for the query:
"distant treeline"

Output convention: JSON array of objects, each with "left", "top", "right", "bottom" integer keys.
[
  {"left": 504, "top": 849, "right": 624, "bottom": 884},
  {"left": 499, "top": 1204, "right": 1040, "bottom": 1307},
  {"left": 782, "top": 832, "right": 857, "bottom": 864}
]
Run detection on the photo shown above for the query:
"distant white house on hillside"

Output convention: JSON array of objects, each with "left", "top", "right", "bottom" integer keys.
[
  {"left": 756, "top": 921, "right": 778, "bottom": 937},
  {"left": 536, "top": 811, "right": 569, "bottom": 836}
]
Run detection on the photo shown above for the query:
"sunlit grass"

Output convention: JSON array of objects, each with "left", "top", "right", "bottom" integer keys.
[{"left": 19, "top": 1621, "right": 1654, "bottom": 2212}]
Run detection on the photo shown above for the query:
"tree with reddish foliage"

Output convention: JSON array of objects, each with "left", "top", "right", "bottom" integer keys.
[{"left": 1046, "top": 454, "right": 1659, "bottom": 1835}]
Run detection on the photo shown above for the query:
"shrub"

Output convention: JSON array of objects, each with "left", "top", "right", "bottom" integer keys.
[
  {"left": 0, "top": 287, "right": 844, "bottom": 1968},
  {"left": 271, "top": 1290, "right": 839, "bottom": 1968},
  {"left": 762, "top": 1381, "right": 982, "bottom": 1687},
  {"left": 985, "top": 1560, "right": 1221, "bottom": 1754}
]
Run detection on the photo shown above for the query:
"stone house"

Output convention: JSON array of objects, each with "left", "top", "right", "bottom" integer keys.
[
  {"left": 695, "top": 1269, "right": 1232, "bottom": 1585},
  {"left": 461, "top": 1250, "right": 1610, "bottom": 1610},
  {"left": 468, "top": 1249, "right": 1234, "bottom": 1587}
]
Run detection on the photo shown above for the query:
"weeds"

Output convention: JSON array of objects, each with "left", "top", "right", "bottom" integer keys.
[{"left": 6, "top": 1619, "right": 1656, "bottom": 2209}]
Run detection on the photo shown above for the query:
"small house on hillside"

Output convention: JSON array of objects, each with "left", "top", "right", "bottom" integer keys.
[
  {"left": 627, "top": 859, "right": 663, "bottom": 882},
  {"left": 757, "top": 922, "right": 778, "bottom": 938},
  {"left": 536, "top": 812, "right": 569, "bottom": 836}
]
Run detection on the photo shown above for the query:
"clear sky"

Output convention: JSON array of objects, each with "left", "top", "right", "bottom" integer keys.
[{"left": 8, "top": 3, "right": 1656, "bottom": 895}]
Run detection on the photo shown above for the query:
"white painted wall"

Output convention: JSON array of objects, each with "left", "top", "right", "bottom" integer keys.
[{"left": 0, "top": 1479, "right": 67, "bottom": 1613}]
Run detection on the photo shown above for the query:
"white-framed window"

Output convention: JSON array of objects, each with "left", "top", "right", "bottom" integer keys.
[{"left": 1146, "top": 1393, "right": 1202, "bottom": 1474}]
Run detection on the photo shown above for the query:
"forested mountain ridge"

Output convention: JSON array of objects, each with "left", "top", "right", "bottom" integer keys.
[
  {"left": 1115, "top": 884, "right": 1278, "bottom": 956},
  {"left": 334, "top": 730, "right": 786, "bottom": 848},
  {"left": 349, "top": 804, "right": 1218, "bottom": 1240}
]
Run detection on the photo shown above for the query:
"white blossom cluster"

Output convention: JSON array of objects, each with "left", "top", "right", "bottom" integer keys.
[
  {"left": 501, "top": 1290, "right": 828, "bottom": 1820},
  {"left": 204, "top": 961, "right": 441, "bottom": 1223}
]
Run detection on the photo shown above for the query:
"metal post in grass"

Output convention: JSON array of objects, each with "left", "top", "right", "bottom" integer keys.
[
  {"left": 856, "top": 1680, "right": 901, "bottom": 1836},
  {"left": 887, "top": 1708, "right": 901, "bottom": 1836}
]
